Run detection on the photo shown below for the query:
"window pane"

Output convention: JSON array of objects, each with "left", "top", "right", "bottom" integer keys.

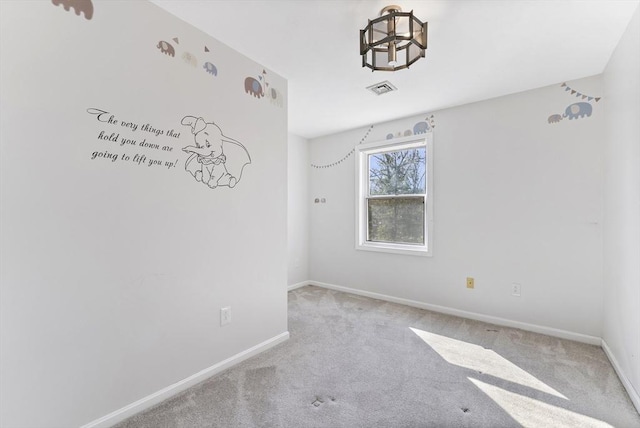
[
  {"left": 369, "top": 147, "right": 426, "bottom": 195},
  {"left": 368, "top": 197, "right": 424, "bottom": 244}
]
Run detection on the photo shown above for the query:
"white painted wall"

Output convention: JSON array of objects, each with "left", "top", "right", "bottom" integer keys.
[
  {"left": 0, "top": 2, "right": 287, "bottom": 427},
  {"left": 602, "top": 4, "right": 640, "bottom": 406},
  {"left": 309, "top": 76, "right": 604, "bottom": 337},
  {"left": 288, "top": 133, "right": 310, "bottom": 286}
]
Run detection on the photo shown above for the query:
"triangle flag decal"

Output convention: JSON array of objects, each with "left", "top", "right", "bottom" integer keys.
[
  {"left": 565, "top": 87, "right": 570, "bottom": 91},
  {"left": 595, "top": 97, "right": 601, "bottom": 102},
  {"left": 561, "top": 82, "right": 567, "bottom": 87},
  {"left": 173, "top": 37, "right": 179, "bottom": 44},
  {"left": 205, "top": 46, "right": 210, "bottom": 52},
  {"left": 582, "top": 95, "right": 587, "bottom": 99},
  {"left": 588, "top": 97, "right": 593, "bottom": 101},
  {"left": 571, "top": 90, "right": 576, "bottom": 94}
]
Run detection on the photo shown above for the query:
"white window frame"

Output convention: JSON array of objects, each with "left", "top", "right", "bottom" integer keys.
[{"left": 355, "top": 133, "right": 433, "bottom": 256}]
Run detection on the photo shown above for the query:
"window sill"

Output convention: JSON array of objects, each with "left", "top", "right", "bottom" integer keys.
[{"left": 356, "top": 242, "right": 432, "bottom": 257}]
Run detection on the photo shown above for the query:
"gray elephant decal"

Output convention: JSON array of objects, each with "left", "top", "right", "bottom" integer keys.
[
  {"left": 413, "top": 121, "right": 431, "bottom": 134},
  {"left": 269, "top": 87, "right": 284, "bottom": 107},
  {"left": 157, "top": 40, "right": 175, "bottom": 57},
  {"left": 386, "top": 133, "right": 394, "bottom": 140},
  {"left": 182, "top": 52, "right": 197, "bottom": 67},
  {"left": 547, "top": 114, "right": 563, "bottom": 124},
  {"left": 203, "top": 62, "right": 218, "bottom": 76},
  {"left": 563, "top": 102, "right": 592, "bottom": 120}
]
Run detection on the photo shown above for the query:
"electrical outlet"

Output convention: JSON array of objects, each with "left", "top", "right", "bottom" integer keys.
[
  {"left": 512, "top": 283, "right": 521, "bottom": 297},
  {"left": 220, "top": 307, "right": 231, "bottom": 326},
  {"left": 466, "top": 277, "right": 474, "bottom": 289}
]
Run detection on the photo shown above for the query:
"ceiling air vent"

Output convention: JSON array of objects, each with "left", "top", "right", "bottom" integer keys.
[{"left": 366, "top": 80, "right": 397, "bottom": 95}]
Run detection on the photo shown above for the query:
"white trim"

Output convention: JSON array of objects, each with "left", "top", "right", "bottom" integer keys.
[
  {"left": 287, "top": 280, "right": 311, "bottom": 291},
  {"left": 308, "top": 281, "right": 601, "bottom": 346},
  {"left": 355, "top": 133, "right": 434, "bottom": 257},
  {"left": 601, "top": 339, "right": 640, "bottom": 413},
  {"left": 79, "top": 331, "right": 290, "bottom": 428}
]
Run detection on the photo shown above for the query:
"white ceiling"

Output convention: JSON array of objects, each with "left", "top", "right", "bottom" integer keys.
[{"left": 150, "top": 0, "right": 639, "bottom": 139}]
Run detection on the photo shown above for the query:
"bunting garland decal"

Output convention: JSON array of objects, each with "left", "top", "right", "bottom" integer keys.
[
  {"left": 561, "top": 82, "right": 601, "bottom": 102},
  {"left": 548, "top": 83, "right": 601, "bottom": 124},
  {"left": 311, "top": 125, "right": 374, "bottom": 169}
]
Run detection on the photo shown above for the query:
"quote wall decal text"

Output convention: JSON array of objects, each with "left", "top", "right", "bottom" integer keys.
[{"left": 86, "top": 108, "right": 181, "bottom": 169}]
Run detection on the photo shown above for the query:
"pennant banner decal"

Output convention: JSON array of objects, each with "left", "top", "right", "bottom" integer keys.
[
  {"left": 311, "top": 126, "right": 374, "bottom": 169},
  {"left": 561, "top": 82, "right": 601, "bottom": 102}
]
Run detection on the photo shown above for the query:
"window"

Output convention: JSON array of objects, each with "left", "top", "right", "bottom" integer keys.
[{"left": 356, "top": 134, "right": 433, "bottom": 256}]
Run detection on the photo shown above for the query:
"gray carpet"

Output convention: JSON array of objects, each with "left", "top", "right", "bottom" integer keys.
[{"left": 115, "top": 285, "right": 640, "bottom": 427}]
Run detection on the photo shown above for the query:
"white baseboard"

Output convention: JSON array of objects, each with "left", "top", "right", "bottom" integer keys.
[
  {"left": 601, "top": 339, "right": 640, "bottom": 413},
  {"left": 80, "top": 331, "right": 290, "bottom": 428},
  {"left": 287, "top": 280, "right": 311, "bottom": 291},
  {"left": 308, "top": 280, "right": 601, "bottom": 346}
]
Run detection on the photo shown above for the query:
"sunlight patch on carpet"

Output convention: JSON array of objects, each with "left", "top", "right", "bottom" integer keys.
[
  {"left": 409, "top": 327, "right": 567, "bottom": 399},
  {"left": 468, "top": 378, "right": 613, "bottom": 428}
]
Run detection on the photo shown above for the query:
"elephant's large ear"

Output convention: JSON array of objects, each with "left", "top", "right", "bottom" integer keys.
[
  {"left": 194, "top": 118, "right": 207, "bottom": 134},
  {"left": 181, "top": 116, "right": 198, "bottom": 131}
]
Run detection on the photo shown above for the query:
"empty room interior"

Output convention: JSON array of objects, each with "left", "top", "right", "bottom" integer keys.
[{"left": 1, "top": 0, "right": 639, "bottom": 427}]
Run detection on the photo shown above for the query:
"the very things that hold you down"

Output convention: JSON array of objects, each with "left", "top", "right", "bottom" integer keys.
[{"left": 86, "top": 107, "right": 181, "bottom": 168}]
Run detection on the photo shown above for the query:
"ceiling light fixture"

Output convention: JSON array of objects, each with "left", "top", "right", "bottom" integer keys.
[{"left": 360, "top": 5, "right": 428, "bottom": 72}]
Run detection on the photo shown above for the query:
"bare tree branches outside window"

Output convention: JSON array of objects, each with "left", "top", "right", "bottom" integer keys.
[{"left": 367, "top": 148, "right": 426, "bottom": 245}]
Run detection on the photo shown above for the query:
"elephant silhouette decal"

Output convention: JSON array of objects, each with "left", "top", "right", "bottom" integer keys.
[
  {"left": 548, "top": 83, "right": 600, "bottom": 124},
  {"left": 51, "top": 0, "right": 93, "bottom": 20},
  {"left": 181, "top": 116, "right": 251, "bottom": 189},
  {"left": 385, "top": 115, "right": 436, "bottom": 139},
  {"left": 268, "top": 87, "right": 284, "bottom": 107},
  {"left": 182, "top": 52, "right": 198, "bottom": 67},
  {"left": 413, "top": 115, "right": 436, "bottom": 134},
  {"left": 563, "top": 102, "right": 592, "bottom": 120},
  {"left": 156, "top": 39, "right": 220, "bottom": 76},
  {"left": 413, "top": 122, "right": 431, "bottom": 134},
  {"left": 547, "top": 114, "right": 563, "bottom": 124},
  {"left": 548, "top": 102, "right": 594, "bottom": 124},
  {"left": 244, "top": 70, "right": 268, "bottom": 98},
  {"left": 203, "top": 62, "right": 218, "bottom": 76},
  {"left": 157, "top": 40, "right": 175, "bottom": 57}
]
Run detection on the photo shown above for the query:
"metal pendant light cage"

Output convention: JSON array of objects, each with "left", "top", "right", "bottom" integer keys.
[{"left": 360, "top": 5, "right": 428, "bottom": 72}]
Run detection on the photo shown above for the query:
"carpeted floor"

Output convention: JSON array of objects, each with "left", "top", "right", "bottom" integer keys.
[{"left": 115, "top": 285, "right": 640, "bottom": 428}]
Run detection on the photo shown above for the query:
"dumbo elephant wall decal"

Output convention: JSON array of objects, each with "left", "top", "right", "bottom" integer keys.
[
  {"left": 181, "top": 116, "right": 251, "bottom": 189},
  {"left": 157, "top": 40, "right": 175, "bottom": 57},
  {"left": 563, "top": 102, "right": 592, "bottom": 120},
  {"left": 51, "top": 0, "right": 94, "bottom": 20}
]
